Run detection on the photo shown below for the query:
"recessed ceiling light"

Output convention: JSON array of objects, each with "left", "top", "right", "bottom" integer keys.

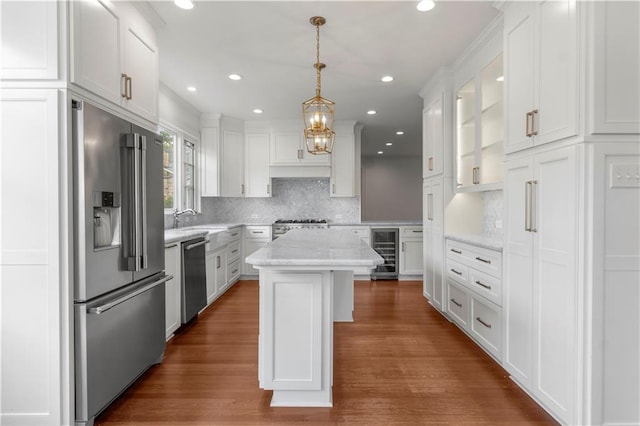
[
  {"left": 367, "top": 110, "right": 377, "bottom": 115},
  {"left": 381, "top": 75, "right": 394, "bottom": 83},
  {"left": 377, "top": 151, "right": 384, "bottom": 155},
  {"left": 253, "top": 109, "right": 263, "bottom": 114},
  {"left": 174, "top": 0, "right": 194, "bottom": 10},
  {"left": 496, "top": 75, "right": 504, "bottom": 82},
  {"left": 396, "top": 131, "right": 404, "bottom": 135},
  {"left": 228, "top": 74, "right": 243, "bottom": 81},
  {"left": 416, "top": 0, "right": 435, "bottom": 12},
  {"left": 187, "top": 86, "right": 196, "bottom": 92},
  {"left": 386, "top": 142, "right": 393, "bottom": 146}
]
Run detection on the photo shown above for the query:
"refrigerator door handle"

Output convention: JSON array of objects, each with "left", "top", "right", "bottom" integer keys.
[
  {"left": 87, "top": 275, "right": 172, "bottom": 315},
  {"left": 123, "top": 134, "right": 141, "bottom": 271},
  {"left": 139, "top": 135, "right": 148, "bottom": 269}
]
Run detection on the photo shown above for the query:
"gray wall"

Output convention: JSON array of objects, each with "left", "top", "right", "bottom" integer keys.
[
  {"left": 361, "top": 156, "right": 422, "bottom": 221},
  {"left": 173, "top": 178, "right": 361, "bottom": 227}
]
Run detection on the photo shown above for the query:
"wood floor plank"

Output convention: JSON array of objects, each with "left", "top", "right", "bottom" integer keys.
[{"left": 95, "top": 280, "right": 557, "bottom": 425}]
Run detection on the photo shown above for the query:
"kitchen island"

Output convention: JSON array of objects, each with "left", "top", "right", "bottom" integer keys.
[{"left": 246, "top": 229, "right": 383, "bottom": 407}]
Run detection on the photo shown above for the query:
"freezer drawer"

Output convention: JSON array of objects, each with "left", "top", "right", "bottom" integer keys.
[{"left": 75, "top": 274, "right": 168, "bottom": 425}]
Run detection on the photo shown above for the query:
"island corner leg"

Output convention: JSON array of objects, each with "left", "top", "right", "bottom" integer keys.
[{"left": 333, "top": 269, "right": 355, "bottom": 322}]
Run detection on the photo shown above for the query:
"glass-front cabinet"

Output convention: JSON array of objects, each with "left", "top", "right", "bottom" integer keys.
[{"left": 455, "top": 53, "right": 503, "bottom": 192}]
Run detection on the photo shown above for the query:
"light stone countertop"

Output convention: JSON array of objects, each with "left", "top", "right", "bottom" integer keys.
[
  {"left": 164, "top": 229, "right": 209, "bottom": 245},
  {"left": 246, "top": 228, "right": 384, "bottom": 268},
  {"left": 330, "top": 221, "right": 422, "bottom": 227},
  {"left": 445, "top": 234, "right": 503, "bottom": 251}
]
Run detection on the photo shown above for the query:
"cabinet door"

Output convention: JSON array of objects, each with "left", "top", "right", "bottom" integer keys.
[
  {"left": 244, "top": 240, "right": 269, "bottom": 275},
  {"left": 504, "top": 2, "right": 535, "bottom": 153},
  {"left": 535, "top": 0, "right": 577, "bottom": 146},
  {"left": 220, "top": 130, "right": 244, "bottom": 196},
  {"left": 423, "top": 108, "right": 433, "bottom": 178},
  {"left": 503, "top": 157, "right": 534, "bottom": 386},
  {"left": 122, "top": 20, "right": 159, "bottom": 122},
  {"left": 479, "top": 53, "right": 504, "bottom": 185},
  {"left": 164, "top": 244, "right": 181, "bottom": 339},
  {"left": 70, "top": 0, "right": 122, "bottom": 105},
  {"left": 532, "top": 146, "right": 577, "bottom": 422},
  {"left": 401, "top": 239, "right": 423, "bottom": 275},
  {"left": 423, "top": 94, "right": 444, "bottom": 178},
  {"left": 245, "top": 133, "right": 271, "bottom": 197},
  {"left": 205, "top": 250, "right": 217, "bottom": 304},
  {"left": 423, "top": 177, "right": 444, "bottom": 311},
  {"left": 330, "top": 133, "right": 355, "bottom": 197},
  {"left": 215, "top": 250, "right": 226, "bottom": 294},
  {"left": 270, "top": 132, "right": 302, "bottom": 165},
  {"left": 455, "top": 79, "right": 477, "bottom": 188}
]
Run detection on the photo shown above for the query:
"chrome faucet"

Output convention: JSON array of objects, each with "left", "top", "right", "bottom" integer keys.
[{"left": 173, "top": 208, "right": 197, "bottom": 228}]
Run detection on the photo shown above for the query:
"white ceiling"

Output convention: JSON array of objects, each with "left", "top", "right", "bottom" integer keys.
[{"left": 142, "top": 1, "right": 499, "bottom": 156}]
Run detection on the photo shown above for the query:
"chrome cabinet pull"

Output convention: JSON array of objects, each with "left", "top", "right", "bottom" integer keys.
[
  {"left": 475, "top": 256, "right": 491, "bottom": 264},
  {"left": 472, "top": 167, "right": 480, "bottom": 185},
  {"left": 428, "top": 156, "right": 433, "bottom": 171},
  {"left": 402, "top": 242, "right": 405, "bottom": 252},
  {"left": 450, "top": 298, "right": 462, "bottom": 308},
  {"left": 332, "top": 183, "right": 336, "bottom": 194},
  {"left": 412, "top": 230, "right": 422, "bottom": 233},
  {"left": 267, "top": 184, "right": 270, "bottom": 194},
  {"left": 427, "top": 193, "right": 433, "bottom": 221},
  {"left": 475, "top": 280, "right": 492, "bottom": 290},
  {"left": 165, "top": 243, "right": 178, "bottom": 249},
  {"left": 530, "top": 180, "right": 538, "bottom": 232},
  {"left": 450, "top": 248, "right": 462, "bottom": 254},
  {"left": 241, "top": 184, "right": 245, "bottom": 195},
  {"left": 525, "top": 180, "right": 532, "bottom": 232},
  {"left": 232, "top": 268, "right": 239, "bottom": 274},
  {"left": 185, "top": 240, "right": 207, "bottom": 250},
  {"left": 451, "top": 268, "right": 462, "bottom": 276},
  {"left": 216, "top": 255, "right": 221, "bottom": 269},
  {"left": 121, "top": 73, "right": 128, "bottom": 98},
  {"left": 476, "top": 317, "right": 492, "bottom": 329},
  {"left": 232, "top": 249, "right": 238, "bottom": 254},
  {"left": 531, "top": 109, "right": 538, "bottom": 136},
  {"left": 525, "top": 111, "right": 532, "bottom": 137}
]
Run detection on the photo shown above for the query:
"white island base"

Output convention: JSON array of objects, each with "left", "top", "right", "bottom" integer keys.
[{"left": 247, "top": 229, "right": 383, "bottom": 407}]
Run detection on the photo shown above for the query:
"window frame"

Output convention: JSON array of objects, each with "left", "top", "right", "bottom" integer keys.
[{"left": 159, "top": 122, "right": 200, "bottom": 214}]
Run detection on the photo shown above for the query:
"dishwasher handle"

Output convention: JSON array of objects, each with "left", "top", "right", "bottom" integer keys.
[
  {"left": 88, "top": 275, "right": 173, "bottom": 315},
  {"left": 185, "top": 240, "right": 207, "bottom": 251}
]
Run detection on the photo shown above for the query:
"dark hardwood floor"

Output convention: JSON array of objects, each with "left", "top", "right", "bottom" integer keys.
[{"left": 96, "top": 280, "right": 557, "bottom": 425}]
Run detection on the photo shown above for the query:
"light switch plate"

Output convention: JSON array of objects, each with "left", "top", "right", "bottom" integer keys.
[{"left": 610, "top": 163, "right": 640, "bottom": 188}]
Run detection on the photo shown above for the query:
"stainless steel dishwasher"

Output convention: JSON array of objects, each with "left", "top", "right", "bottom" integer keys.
[{"left": 181, "top": 237, "right": 207, "bottom": 323}]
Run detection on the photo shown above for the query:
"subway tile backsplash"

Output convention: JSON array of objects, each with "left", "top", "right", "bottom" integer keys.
[{"left": 167, "top": 178, "right": 360, "bottom": 228}]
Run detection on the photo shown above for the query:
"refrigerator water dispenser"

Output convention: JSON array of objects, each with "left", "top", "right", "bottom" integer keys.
[{"left": 93, "top": 191, "right": 121, "bottom": 249}]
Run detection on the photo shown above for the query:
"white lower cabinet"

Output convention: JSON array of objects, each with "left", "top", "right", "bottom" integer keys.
[
  {"left": 399, "top": 226, "right": 423, "bottom": 276},
  {"left": 243, "top": 226, "right": 272, "bottom": 275},
  {"left": 205, "top": 247, "right": 225, "bottom": 305},
  {"left": 445, "top": 238, "right": 503, "bottom": 362},
  {"left": 423, "top": 177, "right": 444, "bottom": 311},
  {"left": 504, "top": 145, "right": 577, "bottom": 424},
  {"left": 164, "top": 243, "right": 181, "bottom": 340}
]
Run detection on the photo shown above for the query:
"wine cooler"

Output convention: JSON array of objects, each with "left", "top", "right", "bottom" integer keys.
[{"left": 370, "top": 228, "right": 399, "bottom": 280}]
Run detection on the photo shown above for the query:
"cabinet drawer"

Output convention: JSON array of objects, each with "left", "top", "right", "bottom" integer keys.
[
  {"left": 227, "top": 228, "right": 242, "bottom": 241},
  {"left": 447, "top": 281, "right": 469, "bottom": 329},
  {"left": 227, "top": 258, "right": 241, "bottom": 282},
  {"left": 468, "top": 268, "right": 502, "bottom": 306},
  {"left": 226, "top": 241, "right": 241, "bottom": 262},
  {"left": 446, "top": 240, "right": 502, "bottom": 278},
  {"left": 245, "top": 226, "right": 271, "bottom": 240},
  {"left": 401, "top": 226, "right": 423, "bottom": 238},
  {"left": 446, "top": 259, "right": 468, "bottom": 285},
  {"left": 470, "top": 296, "right": 502, "bottom": 360}
]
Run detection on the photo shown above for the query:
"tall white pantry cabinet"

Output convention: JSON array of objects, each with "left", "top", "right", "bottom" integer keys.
[
  {"left": 501, "top": 1, "right": 640, "bottom": 425},
  {"left": 1, "top": 1, "right": 159, "bottom": 425}
]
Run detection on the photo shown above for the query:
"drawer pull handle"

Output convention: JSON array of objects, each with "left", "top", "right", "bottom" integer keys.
[
  {"left": 412, "top": 230, "right": 422, "bottom": 233},
  {"left": 232, "top": 249, "right": 239, "bottom": 254},
  {"left": 253, "top": 231, "right": 264, "bottom": 234},
  {"left": 475, "top": 280, "right": 492, "bottom": 290},
  {"left": 232, "top": 268, "right": 239, "bottom": 274},
  {"left": 450, "top": 249, "right": 462, "bottom": 254},
  {"left": 475, "top": 256, "right": 491, "bottom": 264},
  {"left": 450, "top": 298, "right": 462, "bottom": 308},
  {"left": 476, "top": 317, "right": 492, "bottom": 329},
  {"left": 232, "top": 232, "right": 239, "bottom": 237},
  {"left": 451, "top": 268, "right": 462, "bottom": 276}
]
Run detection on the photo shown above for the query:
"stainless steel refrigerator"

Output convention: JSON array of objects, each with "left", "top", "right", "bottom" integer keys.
[{"left": 72, "top": 100, "right": 170, "bottom": 426}]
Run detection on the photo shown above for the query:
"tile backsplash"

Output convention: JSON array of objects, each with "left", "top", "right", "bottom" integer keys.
[
  {"left": 482, "top": 190, "right": 503, "bottom": 239},
  {"left": 167, "top": 178, "right": 360, "bottom": 228}
]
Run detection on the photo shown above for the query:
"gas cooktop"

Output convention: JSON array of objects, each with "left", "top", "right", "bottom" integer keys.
[{"left": 274, "top": 219, "right": 328, "bottom": 224}]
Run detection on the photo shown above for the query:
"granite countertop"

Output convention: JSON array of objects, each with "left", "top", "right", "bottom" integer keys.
[
  {"left": 445, "top": 234, "right": 503, "bottom": 251},
  {"left": 246, "top": 229, "right": 384, "bottom": 268}
]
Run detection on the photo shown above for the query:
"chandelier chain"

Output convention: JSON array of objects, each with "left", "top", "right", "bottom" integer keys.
[{"left": 316, "top": 22, "right": 321, "bottom": 97}]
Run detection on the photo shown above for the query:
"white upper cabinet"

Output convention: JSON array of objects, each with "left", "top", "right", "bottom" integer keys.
[
  {"left": 330, "top": 125, "right": 357, "bottom": 197},
  {"left": 70, "top": 0, "right": 159, "bottom": 123},
  {"left": 0, "top": 1, "right": 59, "bottom": 80},
  {"left": 455, "top": 53, "right": 504, "bottom": 191},
  {"left": 270, "top": 131, "right": 331, "bottom": 166},
  {"left": 220, "top": 130, "right": 244, "bottom": 197},
  {"left": 245, "top": 133, "right": 271, "bottom": 197},
  {"left": 590, "top": 1, "right": 640, "bottom": 134},
  {"left": 423, "top": 93, "right": 444, "bottom": 178},
  {"left": 503, "top": 0, "right": 578, "bottom": 153}
]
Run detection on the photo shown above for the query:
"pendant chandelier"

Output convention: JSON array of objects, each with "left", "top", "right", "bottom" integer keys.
[{"left": 302, "top": 16, "right": 335, "bottom": 155}]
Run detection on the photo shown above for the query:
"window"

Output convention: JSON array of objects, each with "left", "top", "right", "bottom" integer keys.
[
  {"left": 159, "top": 125, "right": 199, "bottom": 213},
  {"left": 161, "top": 129, "right": 177, "bottom": 209},
  {"left": 183, "top": 140, "right": 195, "bottom": 209}
]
